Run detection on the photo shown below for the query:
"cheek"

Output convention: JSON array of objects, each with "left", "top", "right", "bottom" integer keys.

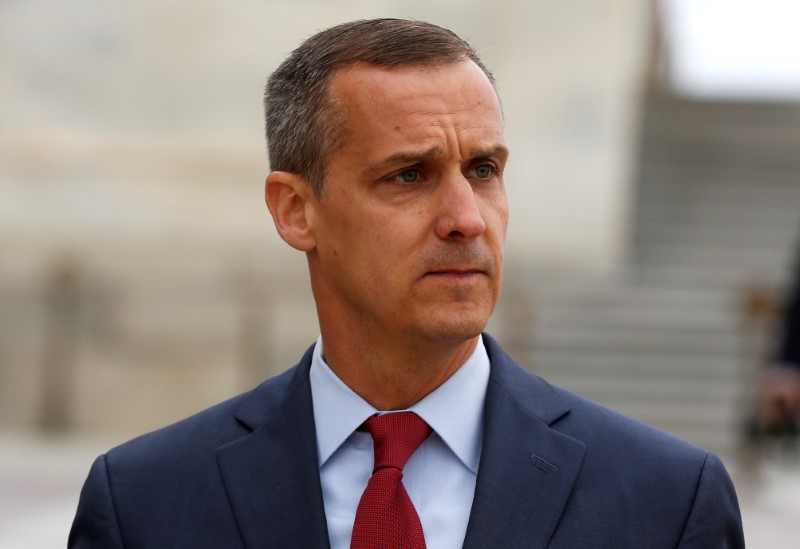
[
  {"left": 481, "top": 202, "right": 508, "bottom": 239},
  {"left": 492, "top": 196, "right": 510, "bottom": 236},
  {"left": 348, "top": 212, "right": 414, "bottom": 265},
  {"left": 498, "top": 214, "right": 509, "bottom": 240}
]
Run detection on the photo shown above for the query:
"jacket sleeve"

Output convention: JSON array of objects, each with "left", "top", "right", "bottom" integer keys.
[
  {"left": 68, "top": 454, "right": 126, "bottom": 548},
  {"left": 676, "top": 453, "right": 744, "bottom": 548}
]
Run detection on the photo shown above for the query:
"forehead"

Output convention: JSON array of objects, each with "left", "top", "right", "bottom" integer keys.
[{"left": 327, "top": 61, "right": 505, "bottom": 160}]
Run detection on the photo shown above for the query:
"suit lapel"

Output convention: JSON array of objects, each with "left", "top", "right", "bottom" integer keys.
[
  {"left": 216, "top": 347, "right": 330, "bottom": 548},
  {"left": 214, "top": 336, "right": 583, "bottom": 547},
  {"left": 463, "top": 336, "right": 586, "bottom": 549}
]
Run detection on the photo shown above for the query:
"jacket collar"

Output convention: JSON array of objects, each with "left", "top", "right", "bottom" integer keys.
[
  {"left": 215, "top": 336, "right": 585, "bottom": 548},
  {"left": 216, "top": 345, "right": 330, "bottom": 548},
  {"left": 463, "top": 334, "right": 586, "bottom": 548}
]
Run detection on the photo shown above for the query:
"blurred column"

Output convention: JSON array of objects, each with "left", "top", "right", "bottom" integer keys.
[
  {"left": 236, "top": 265, "right": 272, "bottom": 391},
  {"left": 487, "top": 0, "right": 651, "bottom": 275},
  {"left": 38, "top": 256, "right": 82, "bottom": 432}
]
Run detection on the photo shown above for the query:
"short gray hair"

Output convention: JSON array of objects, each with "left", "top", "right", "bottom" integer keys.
[{"left": 264, "top": 18, "right": 495, "bottom": 197}]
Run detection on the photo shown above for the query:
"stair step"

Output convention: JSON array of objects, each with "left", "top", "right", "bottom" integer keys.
[
  {"left": 633, "top": 243, "right": 791, "bottom": 268},
  {"left": 533, "top": 330, "right": 738, "bottom": 355},
  {"left": 636, "top": 222, "right": 797, "bottom": 247},
  {"left": 632, "top": 263, "right": 793, "bottom": 287},
  {"left": 538, "top": 374, "right": 740, "bottom": 408},
  {"left": 520, "top": 95, "right": 799, "bottom": 458},
  {"left": 530, "top": 351, "right": 744, "bottom": 380}
]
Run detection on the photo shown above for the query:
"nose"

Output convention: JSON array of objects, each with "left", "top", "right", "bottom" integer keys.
[{"left": 434, "top": 176, "right": 487, "bottom": 240}]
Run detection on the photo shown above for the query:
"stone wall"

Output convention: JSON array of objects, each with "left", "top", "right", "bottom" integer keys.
[{"left": 0, "top": 0, "right": 650, "bottom": 434}]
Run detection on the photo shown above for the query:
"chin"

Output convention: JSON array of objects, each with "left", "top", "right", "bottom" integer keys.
[{"left": 415, "top": 312, "right": 489, "bottom": 343}]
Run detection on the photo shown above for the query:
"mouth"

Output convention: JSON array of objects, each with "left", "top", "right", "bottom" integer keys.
[{"left": 425, "top": 268, "right": 485, "bottom": 280}]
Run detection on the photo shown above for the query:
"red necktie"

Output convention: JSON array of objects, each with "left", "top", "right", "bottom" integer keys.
[{"left": 350, "top": 412, "right": 432, "bottom": 549}]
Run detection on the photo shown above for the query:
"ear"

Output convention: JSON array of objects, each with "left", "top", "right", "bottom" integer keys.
[{"left": 265, "top": 171, "right": 317, "bottom": 252}]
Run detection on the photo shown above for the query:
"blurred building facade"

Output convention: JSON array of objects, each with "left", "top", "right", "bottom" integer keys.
[
  {"left": 0, "top": 0, "right": 650, "bottom": 436},
  {"left": 2, "top": 0, "right": 799, "bottom": 464},
  {"left": 7, "top": 3, "right": 800, "bottom": 546}
]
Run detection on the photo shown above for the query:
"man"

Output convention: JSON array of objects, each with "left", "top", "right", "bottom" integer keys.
[
  {"left": 70, "top": 19, "right": 744, "bottom": 548},
  {"left": 759, "top": 245, "right": 800, "bottom": 433}
]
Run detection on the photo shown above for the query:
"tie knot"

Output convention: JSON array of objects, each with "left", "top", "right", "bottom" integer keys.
[{"left": 362, "top": 412, "right": 432, "bottom": 471}]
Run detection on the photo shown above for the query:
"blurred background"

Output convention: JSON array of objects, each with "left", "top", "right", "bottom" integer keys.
[{"left": 2, "top": 0, "right": 800, "bottom": 546}]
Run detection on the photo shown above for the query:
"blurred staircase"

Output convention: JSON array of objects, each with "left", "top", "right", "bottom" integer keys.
[{"left": 503, "top": 94, "right": 800, "bottom": 456}]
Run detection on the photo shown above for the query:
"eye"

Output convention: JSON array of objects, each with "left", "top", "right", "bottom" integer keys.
[
  {"left": 470, "top": 164, "right": 496, "bottom": 179},
  {"left": 396, "top": 169, "right": 422, "bottom": 184}
]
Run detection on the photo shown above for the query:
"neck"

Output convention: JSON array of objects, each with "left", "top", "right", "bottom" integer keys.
[{"left": 320, "top": 331, "right": 480, "bottom": 410}]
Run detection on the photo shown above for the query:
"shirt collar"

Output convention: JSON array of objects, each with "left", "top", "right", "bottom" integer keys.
[{"left": 309, "top": 335, "right": 489, "bottom": 474}]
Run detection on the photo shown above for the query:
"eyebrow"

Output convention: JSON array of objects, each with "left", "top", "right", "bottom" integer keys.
[
  {"left": 469, "top": 144, "right": 510, "bottom": 163},
  {"left": 378, "top": 147, "right": 444, "bottom": 167},
  {"left": 376, "top": 143, "right": 509, "bottom": 168}
]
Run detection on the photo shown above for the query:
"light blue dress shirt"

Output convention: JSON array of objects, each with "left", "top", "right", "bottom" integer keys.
[{"left": 309, "top": 335, "right": 490, "bottom": 549}]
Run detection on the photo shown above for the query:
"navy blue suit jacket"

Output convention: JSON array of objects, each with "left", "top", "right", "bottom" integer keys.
[{"left": 69, "top": 335, "right": 744, "bottom": 547}]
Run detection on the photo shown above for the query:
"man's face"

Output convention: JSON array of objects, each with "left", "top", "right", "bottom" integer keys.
[{"left": 306, "top": 60, "right": 509, "bottom": 345}]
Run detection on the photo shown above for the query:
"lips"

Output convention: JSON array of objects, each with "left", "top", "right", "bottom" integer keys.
[
  {"left": 416, "top": 246, "right": 496, "bottom": 279},
  {"left": 427, "top": 267, "right": 482, "bottom": 274},
  {"left": 425, "top": 268, "right": 484, "bottom": 279}
]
